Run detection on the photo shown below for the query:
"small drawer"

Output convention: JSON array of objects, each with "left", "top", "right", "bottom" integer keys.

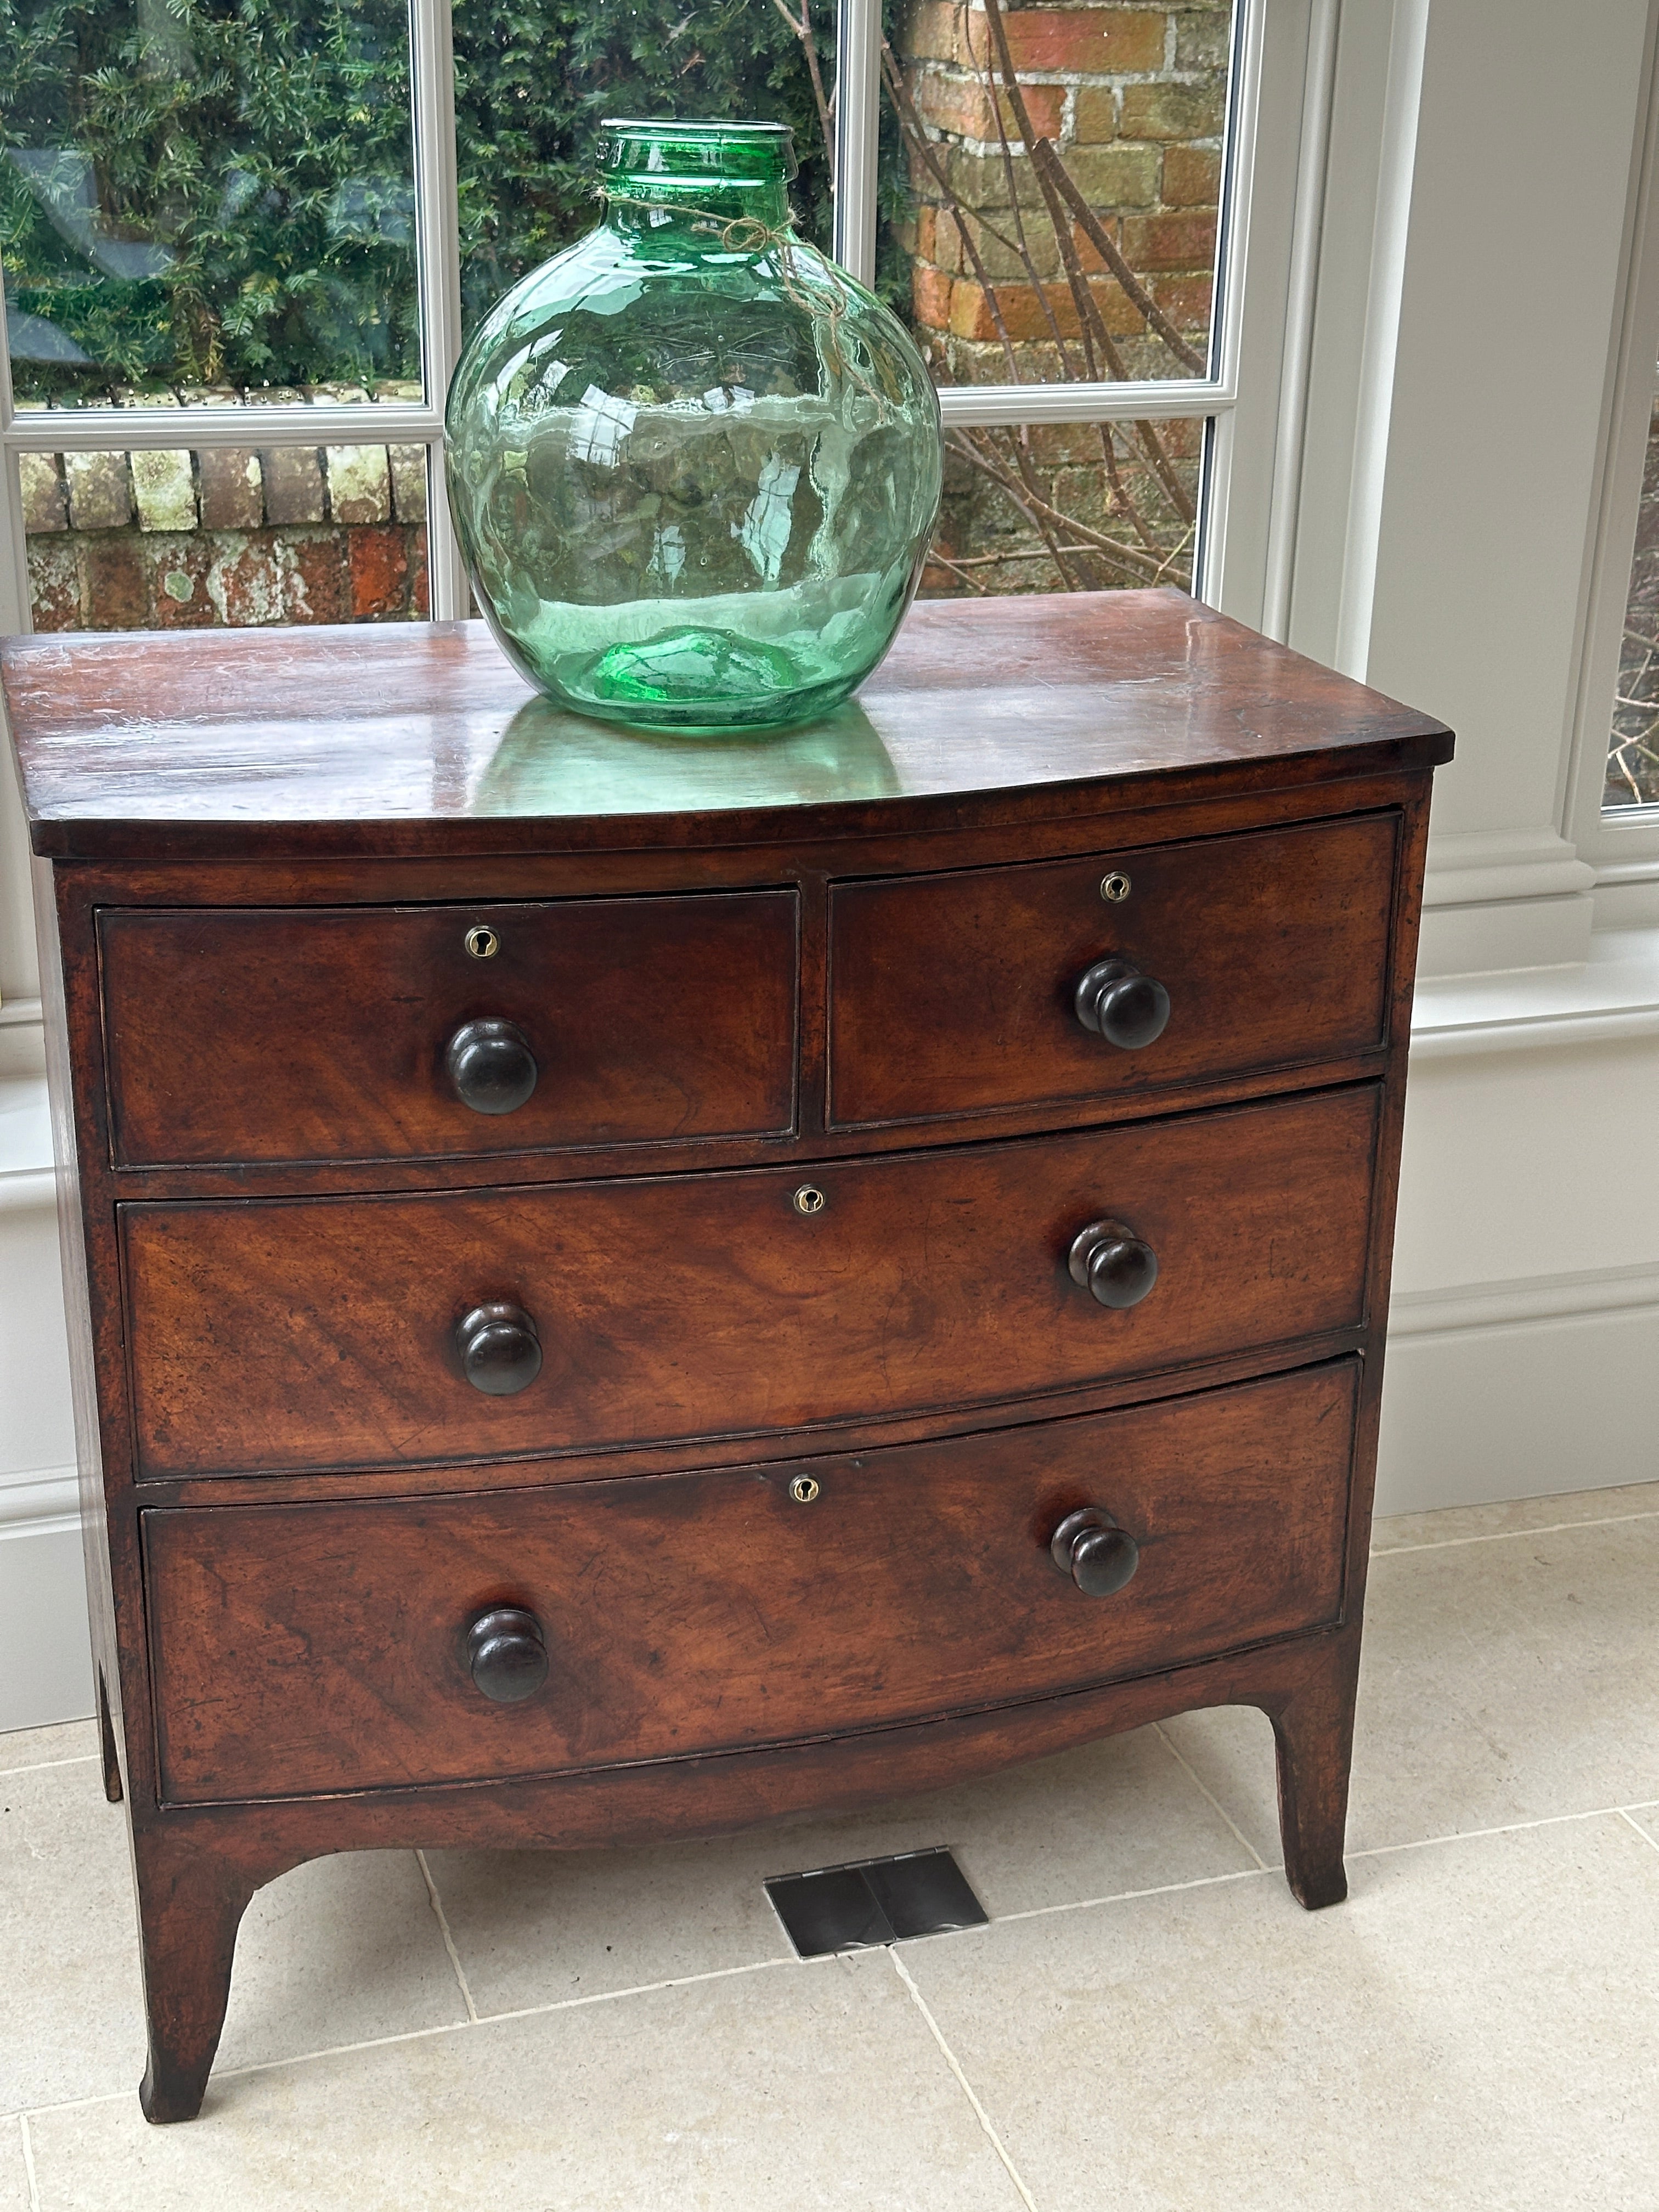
[
  {"left": 144, "top": 1359, "right": 1358, "bottom": 1803},
  {"left": 827, "top": 814, "right": 1398, "bottom": 1127},
  {"left": 99, "top": 890, "right": 798, "bottom": 1166},
  {"left": 122, "top": 1085, "right": 1378, "bottom": 1479}
]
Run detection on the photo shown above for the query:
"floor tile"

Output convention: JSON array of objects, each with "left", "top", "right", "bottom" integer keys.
[
  {"left": 0, "top": 1759, "right": 144, "bottom": 2113},
  {"left": 427, "top": 1724, "right": 1256, "bottom": 2016},
  {"left": 1373, "top": 1476, "right": 1659, "bottom": 1551},
  {"left": 0, "top": 1755, "right": 464, "bottom": 2110},
  {"left": 27, "top": 1951, "right": 1028, "bottom": 2212},
  {"left": 1, "top": 2120, "right": 31, "bottom": 2212},
  {"left": 1163, "top": 1511, "right": 1659, "bottom": 1857},
  {"left": 215, "top": 1852, "right": 468, "bottom": 2074},
  {"left": 0, "top": 1720, "right": 97, "bottom": 1775},
  {"left": 902, "top": 1815, "right": 1659, "bottom": 2212}
]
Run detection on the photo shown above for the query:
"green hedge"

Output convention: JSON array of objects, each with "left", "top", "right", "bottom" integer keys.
[{"left": 0, "top": 0, "right": 836, "bottom": 396}]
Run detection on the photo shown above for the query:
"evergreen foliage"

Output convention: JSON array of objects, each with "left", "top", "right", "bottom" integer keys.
[{"left": 0, "top": 0, "right": 833, "bottom": 396}]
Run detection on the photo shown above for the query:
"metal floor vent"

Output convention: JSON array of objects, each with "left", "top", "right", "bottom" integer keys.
[{"left": 765, "top": 1848, "right": 989, "bottom": 1959}]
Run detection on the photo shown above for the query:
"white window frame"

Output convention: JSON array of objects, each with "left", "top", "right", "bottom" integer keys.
[
  {"left": 0, "top": 0, "right": 1330, "bottom": 640},
  {"left": 1564, "top": 0, "right": 1659, "bottom": 911}
]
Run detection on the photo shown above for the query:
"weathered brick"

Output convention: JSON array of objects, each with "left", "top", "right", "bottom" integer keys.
[
  {"left": 1162, "top": 143, "right": 1222, "bottom": 207},
  {"left": 131, "top": 448, "right": 198, "bottom": 532},
  {"left": 1120, "top": 81, "right": 1226, "bottom": 142},
  {"left": 911, "top": 5, "right": 1167, "bottom": 75},
  {"left": 388, "top": 446, "right": 428, "bottom": 524},
  {"left": 198, "top": 449, "right": 264, "bottom": 530},
  {"left": 261, "top": 447, "right": 326, "bottom": 526},
  {"left": 1073, "top": 87, "right": 1118, "bottom": 144},
  {"left": 913, "top": 70, "right": 1064, "bottom": 144},
  {"left": 145, "top": 534, "right": 215, "bottom": 627},
  {"left": 1063, "top": 143, "right": 1160, "bottom": 211},
  {"left": 278, "top": 531, "right": 351, "bottom": 623},
  {"left": 65, "top": 450, "right": 132, "bottom": 532},
  {"left": 19, "top": 453, "right": 67, "bottom": 533},
  {"left": 26, "top": 538, "right": 80, "bottom": 628},
  {"left": 1120, "top": 208, "right": 1217, "bottom": 272},
  {"left": 307, "top": 382, "right": 371, "bottom": 406},
  {"left": 1175, "top": 8, "right": 1232, "bottom": 70},
  {"left": 410, "top": 526, "right": 430, "bottom": 618},
  {"left": 1147, "top": 270, "right": 1217, "bottom": 332},
  {"left": 349, "top": 523, "right": 410, "bottom": 618},
  {"left": 373, "top": 379, "right": 424, "bottom": 403},
  {"left": 81, "top": 537, "right": 148, "bottom": 627},
  {"left": 325, "top": 443, "right": 392, "bottom": 524},
  {"left": 912, "top": 261, "right": 956, "bottom": 330},
  {"left": 949, "top": 274, "right": 1139, "bottom": 345},
  {"left": 207, "top": 535, "right": 284, "bottom": 625}
]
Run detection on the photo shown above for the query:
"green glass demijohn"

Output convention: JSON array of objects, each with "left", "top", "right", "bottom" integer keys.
[{"left": 444, "top": 119, "right": 943, "bottom": 732}]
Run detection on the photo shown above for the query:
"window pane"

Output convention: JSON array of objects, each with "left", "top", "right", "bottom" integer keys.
[
  {"left": 1606, "top": 370, "right": 1659, "bottom": 807},
  {"left": 452, "top": 0, "right": 836, "bottom": 341},
  {"left": 1, "top": 0, "right": 419, "bottom": 404},
  {"left": 20, "top": 422, "right": 430, "bottom": 629},
  {"left": 883, "top": 0, "right": 1235, "bottom": 390},
  {"left": 921, "top": 415, "right": 1203, "bottom": 595}
]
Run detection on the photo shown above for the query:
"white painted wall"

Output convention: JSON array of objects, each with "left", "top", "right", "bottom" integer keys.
[{"left": 4, "top": 0, "right": 1659, "bottom": 1722}]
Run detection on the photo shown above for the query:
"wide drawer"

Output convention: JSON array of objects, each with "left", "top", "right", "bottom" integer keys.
[
  {"left": 145, "top": 1359, "right": 1359, "bottom": 1803},
  {"left": 99, "top": 890, "right": 798, "bottom": 1166},
  {"left": 122, "top": 1085, "right": 1379, "bottom": 1479},
  {"left": 828, "top": 814, "right": 1398, "bottom": 1127}
]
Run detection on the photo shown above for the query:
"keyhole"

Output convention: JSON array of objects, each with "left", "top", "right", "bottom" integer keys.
[
  {"left": 793, "top": 1185, "right": 826, "bottom": 1216},
  {"left": 465, "top": 924, "right": 500, "bottom": 959},
  {"left": 1099, "top": 872, "right": 1132, "bottom": 904},
  {"left": 790, "top": 1475, "right": 820, "bottom": 1503}
]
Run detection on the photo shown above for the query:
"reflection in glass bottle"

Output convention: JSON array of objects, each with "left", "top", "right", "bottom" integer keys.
[{"left": 473, "top": 696, "right": 905, "bottom": 817}]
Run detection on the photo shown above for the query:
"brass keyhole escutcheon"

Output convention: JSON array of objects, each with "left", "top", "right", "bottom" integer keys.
[
  {"left": 465, "top": 924, "right": 500, "bottom": 960},
  {"left": 793, "top": 1184, "right": 827, "bottom": 1216},
  {"left": 790, "top": 1475, "right": 821, "bottom": 1503},
  {"left": 1099, "top": 872, "right": 1132, "bottom": 904}
]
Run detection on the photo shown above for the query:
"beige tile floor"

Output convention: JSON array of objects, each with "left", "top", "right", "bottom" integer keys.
[{"left": 3, "top": 1478, "right": 1656, "bottom": 2210}]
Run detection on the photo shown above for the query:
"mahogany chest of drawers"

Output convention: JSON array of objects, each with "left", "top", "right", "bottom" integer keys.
[{"left": 4, "top": 589, "right": 1451, "bottom": 2121}]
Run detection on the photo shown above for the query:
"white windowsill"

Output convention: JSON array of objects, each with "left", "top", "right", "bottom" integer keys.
[{"left": 1409, "top": 925, "right": 1659, "bottom": 1058}]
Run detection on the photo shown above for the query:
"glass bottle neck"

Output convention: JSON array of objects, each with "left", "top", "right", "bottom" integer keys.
[{"left": 603, "top": 176, "right": 793, "bottom": 247}]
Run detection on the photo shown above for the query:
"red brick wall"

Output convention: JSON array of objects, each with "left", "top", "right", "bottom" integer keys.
[{"left": 20, "top": 385, "right": 429, "bottom": 632}]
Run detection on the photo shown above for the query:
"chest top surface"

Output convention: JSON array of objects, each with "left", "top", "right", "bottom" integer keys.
[{"left": 3, "top": 588, "right": 1451, "bottom": 863}]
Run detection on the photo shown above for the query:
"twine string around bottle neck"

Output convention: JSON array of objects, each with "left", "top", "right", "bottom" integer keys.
[{"left": 598, "top": 189, "right": 885, "bottom": 412}]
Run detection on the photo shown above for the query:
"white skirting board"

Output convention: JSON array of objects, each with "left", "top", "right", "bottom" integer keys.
[
  {"left": 1376, "top": 1279, "right": 1659, "bottom": 1514},
  {"left": 0, "top": 1498, "right": 93, "bottom": 1735}
]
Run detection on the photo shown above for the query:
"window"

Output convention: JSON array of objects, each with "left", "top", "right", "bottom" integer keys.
[
  {"left": 1605, "top": 361, "right": 1659, "bottom": 808},
  {"left": 1, "top": 0, "right": 1268, "bottom": 637}
]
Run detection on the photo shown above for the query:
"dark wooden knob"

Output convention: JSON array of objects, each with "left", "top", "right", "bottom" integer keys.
[
  {"left": 446, "top": 1018, "right": 538, "bottom": 1114},
  {"left": 1068, "top": 1218, "right": 1159, "bottom": 1309},
  {"left": 1074, "top": 958, "right": 1170, "bottom": 1049},
  {"left": 466, "top": 1606, "right": 549, "bottom": 1702},
  {"left": 1050, "top": 1507, "right": 1141, "bottom": 1596},
  {"left": 455, "top": 1302, "right": 543, "bottom": 1394}
]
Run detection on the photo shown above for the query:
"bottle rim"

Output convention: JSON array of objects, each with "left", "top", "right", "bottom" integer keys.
[{"left": 596, "top": 117, "right": 799, "bottom": 187}]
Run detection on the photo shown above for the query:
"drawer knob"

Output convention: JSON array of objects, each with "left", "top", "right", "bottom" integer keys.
[
  {"left": 1074, "top": 958, "right": 1171, "bottom": 1050},
  {"left": 456, "top": 1302, "right": 543, "bottom": 1394},
  {"left": 1050, "top": 1506, "right": 1141, "bottom": 1597},
  {"left": 466, "top": 1606, "right": 549, "bottom": 1702},
  {"left": 446, "top": 1018, "right": 539, "bottom": 1115},
  {"left": 1068, "top": 1218, "right": 1159, "bottom": 1310}
]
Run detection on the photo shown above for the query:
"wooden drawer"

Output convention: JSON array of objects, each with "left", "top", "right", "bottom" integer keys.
[
  {"left": 145, "top": 1359, "right": 1358, "bottom": 1803},
  {"left": 99, "top": 890, "right": 799, "bottom": 1166},
  {"left": 122, "top": 1085, "right": 1378, "bottom": 1479},
  {"left": 827, "top": 814, "right": 1398, "bottom": 1127}
]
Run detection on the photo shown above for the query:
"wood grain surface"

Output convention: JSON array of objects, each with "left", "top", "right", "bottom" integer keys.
[
  {"left": 144, "top": 1359, "right": 1358, "bottom": 1803},
  {"left": 101, "top": 889, "right": 798, "bottom": 1166},
  {"left": 121, "top": 1084, "right": 1380, "bottom": 1479},
  {"left": 829, "top": 812, "right": 1398, "bottom": 1126},
  {"left": 5, "top": 590, "right": 1453, "bottom": 861}
]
